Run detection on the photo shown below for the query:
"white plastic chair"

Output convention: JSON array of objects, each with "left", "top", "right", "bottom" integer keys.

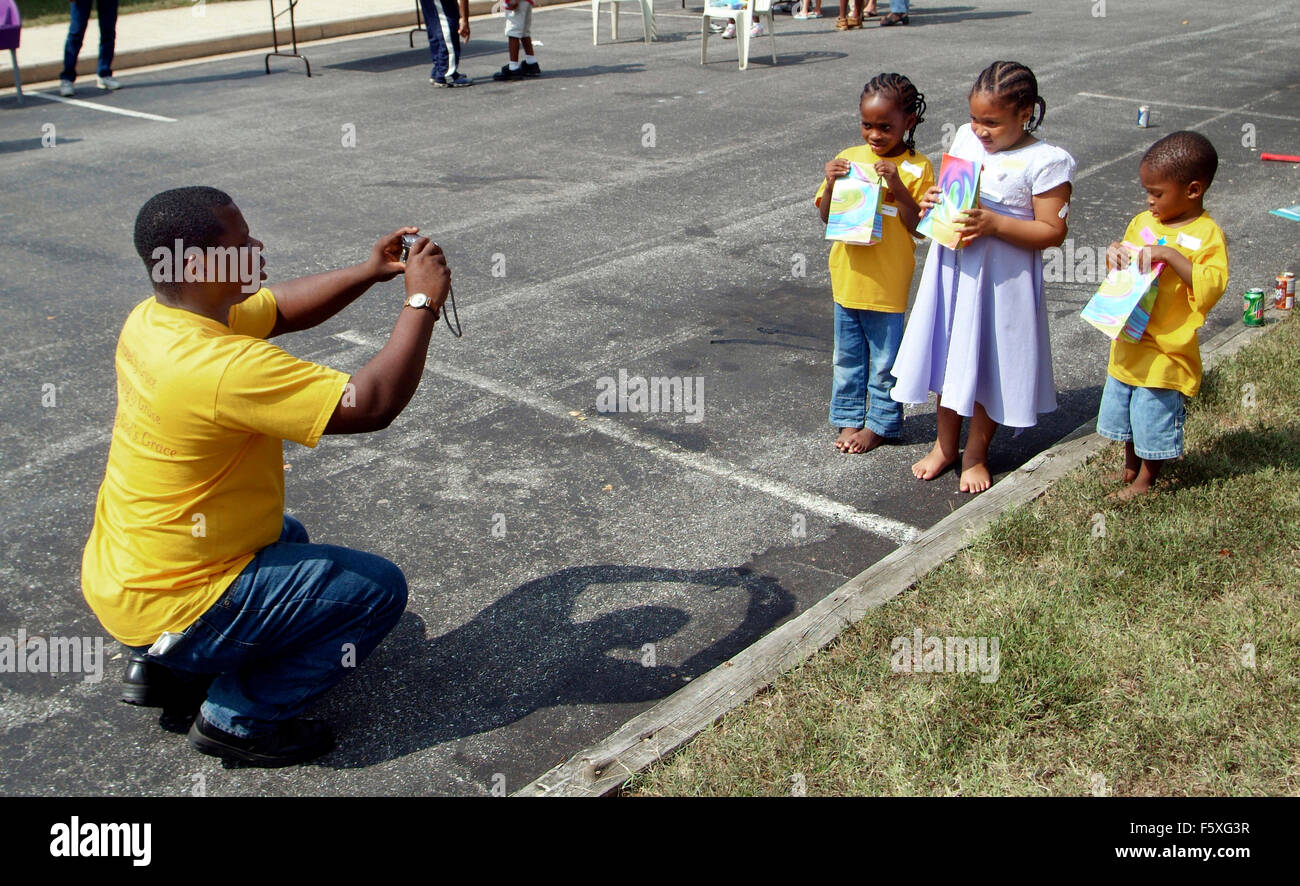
[
  {"left": 701, "top": 0, "right": 775, "bottom": 70},
  {"left": 593, "top": 0, "right": 656, "bottom": 45}
]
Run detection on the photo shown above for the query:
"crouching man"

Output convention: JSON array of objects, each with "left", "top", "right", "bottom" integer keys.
[{"left": 81, "top": 186, "right": 450, "bottom": 767}]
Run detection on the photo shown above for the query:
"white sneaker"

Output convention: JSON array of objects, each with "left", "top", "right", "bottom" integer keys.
[
  {"left": 750, "top": 21, "right": 765, "bottom": 36},
  {"left": 96, "top": 76, "right": 121, "bottom": 91},
  {"left": 58, "top": 80, "right": 75, "bottom": 97},
  {"left": 722, "top": 22, "right": 737, "bottom": 38}
]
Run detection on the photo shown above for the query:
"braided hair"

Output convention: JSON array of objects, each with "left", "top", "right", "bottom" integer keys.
[
  {"left": 861, "top": 73, "right": 927, "bottom": 155},
  {"left": 970, "top": 61, "right": 1046, "bottom": 132}
]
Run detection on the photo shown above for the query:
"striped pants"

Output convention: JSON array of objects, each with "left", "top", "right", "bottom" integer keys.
[{"left": 419, "top": 0, "right": 463, "bottom": 81}]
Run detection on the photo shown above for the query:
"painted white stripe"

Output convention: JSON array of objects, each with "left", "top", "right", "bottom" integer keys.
[
  {"left": 5, "top": 428, "right": 111, "bottom": 483},
  {"left": 1073, "top": 85, "right": 1291, "bottom": 181},
  {"left": 1076, "top": 92, "right": 1300, "bottom": 124},
  {"left": 26, "top": 91, "right": 177, "bottom": 123},
  {"left": 332, "top": 330, "right": 375, "bottom": 347},
  {"left": 328, "top": 328, "right": 918, "bottom": 543},
  {"left": 426, "top": 357, "right": 922, "bottom": 544}
]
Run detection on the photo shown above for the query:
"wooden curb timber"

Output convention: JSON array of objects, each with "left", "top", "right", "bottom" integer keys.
[{"left": 515, "top": 312, "right": 1279, "bottom": 797}]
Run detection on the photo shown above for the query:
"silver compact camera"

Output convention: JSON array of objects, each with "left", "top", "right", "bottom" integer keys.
[{"left": 399, "top": 234, "right": 420, "bottom": 262}]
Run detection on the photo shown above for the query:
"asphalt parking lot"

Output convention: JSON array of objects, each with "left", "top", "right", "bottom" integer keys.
[{"left": 1, "top": 0, "right": 1297, "bottom": 795}]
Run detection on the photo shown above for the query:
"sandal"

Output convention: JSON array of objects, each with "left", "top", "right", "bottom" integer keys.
[
  {"left": 846, "top": 15, "right": 861, "bottom": 27},
  {"left": 835, "top": 14, "right": 849, "bottom": 28},
  {"left": 880, "top": 12, "right": 908, "bottom": 25}
]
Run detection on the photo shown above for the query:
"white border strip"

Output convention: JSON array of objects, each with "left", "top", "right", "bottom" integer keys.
[{"left": 25, "top": 91, "right": 178, "bottom": 122}]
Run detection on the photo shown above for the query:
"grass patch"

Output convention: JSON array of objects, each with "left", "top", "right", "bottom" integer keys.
[
  {"left": 628, "top": 314, "right": 1300, "bottom": 796},
  {"left": 18, "top": 0, "right": 240, "bottom": 29}
]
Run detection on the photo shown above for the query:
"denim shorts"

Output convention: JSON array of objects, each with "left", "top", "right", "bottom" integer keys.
[{"left": 1096, "top": 375, "right": 1185, "bottom": 460}]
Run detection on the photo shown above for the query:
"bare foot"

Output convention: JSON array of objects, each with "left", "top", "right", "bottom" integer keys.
[
  {"left": 1103, "top": 468, "right": 1139, "bottom": 484},
  {"left": 959, "top": 458, "right": 992, "bottom": 493},
  {"left": 843, "top": 427, "right": 885, "bottom": 454},
  {"left": 834, "top": 427, "right": 857, "bottom": 452},
  {"left": 1108, "top": 480, "right": 1156, "bottom": 502},
  {"left": 912, "top": 443, "right": 957, "bottom": 480}
]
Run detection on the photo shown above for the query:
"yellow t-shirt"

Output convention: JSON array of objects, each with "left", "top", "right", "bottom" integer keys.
[
  {"left": 1107, "top": 211, "right": 1229, "bottom": 397},
  {"left": 81, "top": 288, "right": 350, "bottom": 646},
  {"left": 814, "top": 145, "right": 935, "bottom": 312}
]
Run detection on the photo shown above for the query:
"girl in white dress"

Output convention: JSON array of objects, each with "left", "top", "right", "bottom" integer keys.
[{"left": 890, "top": 61, "right": 1076, "bottom": 493}]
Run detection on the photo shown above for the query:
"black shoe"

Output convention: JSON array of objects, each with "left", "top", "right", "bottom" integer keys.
[
  {"left": 492, "top": 64, "right": 524, "bottom": 82},
  {"left": 520, "top": 61, "right": 541, "bottom": 78},
  {"left": 431, "top": 73, "right": 474, "bottom": 87},
  {"left": 121, "top": 651, "right": 213, "bottom": 714},
  {"left": 188, "top": 712, "right": 335, "bottom": 768}
]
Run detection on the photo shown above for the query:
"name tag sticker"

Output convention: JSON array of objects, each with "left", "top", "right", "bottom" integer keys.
[
  {"left": 900, "top": 161, "right": 923, "bottom": 178},
  {"left": 879, "top": 204, "right": 899, "bottom": 217},
  {"left": 1176, "top": 231, "right": 1203, "bottom": 251}
]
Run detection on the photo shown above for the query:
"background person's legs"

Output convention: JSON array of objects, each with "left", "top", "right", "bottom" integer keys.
[
  {"left": 95, "top": 0, "right": 119, "bottom": 78},
  {"left": 420, "top": 0, "right": 462, "bottom": 80},
  {"left": 159, "top": 515, "right": 408, "bottom": 739},
  {"left": 61, "top": 0, "right": 94, "bottom": 83}
]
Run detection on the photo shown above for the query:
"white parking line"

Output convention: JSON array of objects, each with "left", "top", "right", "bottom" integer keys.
[
  {"left": 1076, "top": 91, "right": 1300, "bottom": 124},
  {"left": 331, "top": 330, "right": 922, "bottom": 544},
  {"left": 26, "top": 91, "right": 177, "bottom": 123}
]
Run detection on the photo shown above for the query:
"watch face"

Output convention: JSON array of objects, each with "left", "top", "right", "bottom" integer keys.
[{"left": 409, "top": 294, "right": 429, "bottom": 308}]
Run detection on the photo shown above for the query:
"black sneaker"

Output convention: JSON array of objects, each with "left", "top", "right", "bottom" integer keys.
[
  {"left": 188, "top": 712, "right": 335, "bottom": 768},
  {"left": 431, "top": 72, "right": 474, "bottom": 87},
  {"left": 520, "top": 61, "right": 541, "bottom": 78},
  {"left": 492, "top": 64, "right": 524, "bottom": 82}
]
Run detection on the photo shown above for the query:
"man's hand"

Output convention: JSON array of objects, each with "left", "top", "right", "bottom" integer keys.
[
  {"left": 368, "top": 227, "right": 419, "bottom": 283},
  {"left": 459, "top": 20, "right": 471, "bottom": 40},
  {"left": 404, "top": 236, "right": 452, "bottom": 318}
]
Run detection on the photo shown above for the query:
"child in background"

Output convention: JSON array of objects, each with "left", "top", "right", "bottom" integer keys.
[
  {"left": 492, "top": 0, "right": 542, "bottom": 81},
  {"left": 1097, "top": 131, "right": 1229, "bottom": 499},
  {"left": 890, "top": 61, "right": 1075, "bottom": 492},
  {"left": 815, "top": 74, "right": 934, "bottom": 454},
  {"left": 420, "top": 0, "right": 473, "bottom": 87},
  {"left": 793, "top": 0, "right": 823, "bottom": 20}
]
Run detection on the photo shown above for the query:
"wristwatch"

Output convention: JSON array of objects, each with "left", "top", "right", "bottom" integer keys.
[{"left": 404, "top": 292, "right": 435, "bottom": 310}]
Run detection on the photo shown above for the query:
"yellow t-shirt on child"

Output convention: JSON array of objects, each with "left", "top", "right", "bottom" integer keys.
[
  {"left": 1107, "top": 210, "right": 1229, "bottom": 397},
  {"left": 814, "top": 145, "right": 935, "bottom": 313},
  {"left": 81, "top": 288, "right": 350, "bottom": 646}
]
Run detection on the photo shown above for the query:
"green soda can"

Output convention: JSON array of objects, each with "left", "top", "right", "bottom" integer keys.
[{"left": 1243, "top": 288, "right": 1265, "bottom": 326}]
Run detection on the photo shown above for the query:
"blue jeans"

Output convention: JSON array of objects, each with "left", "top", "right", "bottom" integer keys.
[
  {"left": 133, "top": 515, "right": 407, "bottom": 738},
  {"left": 62, "top": 0, "right": 118, "bottom": 82},
  {"left": 890, "top": 0, "right": 909, "bottom": 12},
  {"left": 419, "top": 0, "right": 462, "bottom": 80},
  {"left": 830, "top": 303, "right": 904, "bottom": 437},
  {"left": 1096, "top": 375, "right": 1186, "bottom": 460}
]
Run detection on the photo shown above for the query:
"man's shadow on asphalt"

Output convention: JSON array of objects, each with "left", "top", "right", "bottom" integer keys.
[{"left": 320, "top": 563, "right": 795, "bottom": 767}]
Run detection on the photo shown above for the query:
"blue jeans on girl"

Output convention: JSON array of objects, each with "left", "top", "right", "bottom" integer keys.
[{"left": 830, "top": 303, "right": 904, "bottom": 437}]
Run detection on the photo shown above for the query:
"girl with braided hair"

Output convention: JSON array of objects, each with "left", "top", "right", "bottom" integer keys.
[
  {"left": 890, "top": 61, "right": 1076, "bottom": 493},
  {"left": 815, "top": 73, "right": 934, "bottom": 454}
]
